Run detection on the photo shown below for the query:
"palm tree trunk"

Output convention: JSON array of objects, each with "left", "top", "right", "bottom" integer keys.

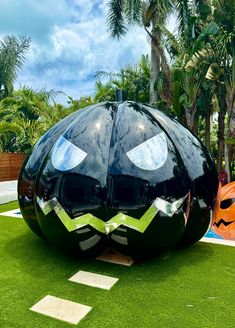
[
  {"left": 225, "top": 87, "right": 235, "bottom": 181},
  {"left": 217, "top": 108, "right": 226, "bottom": 173},
  {"left": 150, "top": 36, "right": 160, "bottom": 105},
  {"left": 193, "top": 116, "right": 199, "bottom": 136},
  {"left": 205, "top": 108, "right": 211, "bottom": 150},
  {"left": 224, "top": 142, "right": 231, "bottom": 182},
  {"left": 185, "top": 108, "right": 194, "bottom": 131},
  {"left": 226, "top": 134, "right": 234, "bottom": 182},
  {"left": 185, "top": 103, "right": 197, "bottom": 133}
]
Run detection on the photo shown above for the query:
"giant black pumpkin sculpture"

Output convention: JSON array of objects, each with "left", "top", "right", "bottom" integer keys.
[{"left": 18, "top": 101, "right": 218, "bottom": 259}]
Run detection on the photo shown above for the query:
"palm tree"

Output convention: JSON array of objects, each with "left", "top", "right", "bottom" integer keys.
[
  {"left": 166, "top": 1, "right": 214, "bottom": 132},
  {"left": 66, "top": 96, "right": 95, "bottom": 110},
  {"left": 95, "top": 54, "right": 150, "bottom": 103},
  {"left": 94, "top": 80, "right": 116, "bottom": 102},
  {"left": 107, "top": 0, "right": 172, "bottom": 105},
  {"left": 0, "top": 121, "right": 22, "bottom": 152},
  {"left": 0, "top": 87, "right": 65, "bottom": 153},
  {"left": 182, "top": 0, "right": 235, "bottom": 178},
  {"left": 0, "top": 35, "right": 31, "bottom": 99}
]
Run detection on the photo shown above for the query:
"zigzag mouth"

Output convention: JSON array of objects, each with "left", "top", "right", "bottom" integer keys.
[
  {"left": 213, "top": 219, "right": 235, "bottom": 228},
  {"left": 37, "top": 194, "right": 189, "bottom": 235}
]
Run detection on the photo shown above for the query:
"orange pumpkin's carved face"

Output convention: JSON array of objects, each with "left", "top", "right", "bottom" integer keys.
[{"left": 212, "top": 182, "right": 235, "bottom": 240}]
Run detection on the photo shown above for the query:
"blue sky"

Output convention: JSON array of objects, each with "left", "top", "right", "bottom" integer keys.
[{"left": 0, "top": 0, "right": 175, "bottom": 104}]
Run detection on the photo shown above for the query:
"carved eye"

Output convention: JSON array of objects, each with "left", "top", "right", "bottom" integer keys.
[
  {"left": 52, "top": 136, "right": 87, "bottom": 171},
  {"left": 126, "top": 132, "right": 168, "bottom": 170},
  {"left": 220, "top": 198, "right": 235, "bottom": 209}
]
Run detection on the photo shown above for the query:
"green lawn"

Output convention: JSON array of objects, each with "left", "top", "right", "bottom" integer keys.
[{"left": 0, "top": 201, "right": 235, "bottom": 328}]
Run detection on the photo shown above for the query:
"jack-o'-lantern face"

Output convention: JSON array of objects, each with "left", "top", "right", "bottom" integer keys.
[
  {"left": 18, "top": 101, "right": 218, "bottom": 259},
  {"left": 212, "top": 182, "right": 235, "bottom": 240}
]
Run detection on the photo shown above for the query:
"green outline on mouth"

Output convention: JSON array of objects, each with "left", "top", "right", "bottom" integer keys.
[{"left": 37, "top": 195, "right": 187, "bottom": 235}]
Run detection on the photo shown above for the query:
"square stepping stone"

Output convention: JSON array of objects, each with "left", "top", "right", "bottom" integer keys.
[
  {"left": 96, "top": 247, "right": 134, "bottom": 266},
  {"left": 69, "top": 270, "right": 118, "bottom": 290},
  {"left": 30, "top": 295, "right": 92, "bottom": 325}
]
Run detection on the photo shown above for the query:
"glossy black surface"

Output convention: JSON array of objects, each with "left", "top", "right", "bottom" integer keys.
[
  {"left": 18, "top": 105, "right": 93, "bottom": 238},
  {"left": 18, "top": 101, "right": 218, "bottom": 259}
]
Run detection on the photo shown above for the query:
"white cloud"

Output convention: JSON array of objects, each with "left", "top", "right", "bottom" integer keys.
[{"left": 6, "top": 0, "right": 151, "bottom": 103}]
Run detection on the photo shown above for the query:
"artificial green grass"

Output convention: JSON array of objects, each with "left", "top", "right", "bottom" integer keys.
[{"left": 0, "top": 201, "right": 235, "bottom": 328}]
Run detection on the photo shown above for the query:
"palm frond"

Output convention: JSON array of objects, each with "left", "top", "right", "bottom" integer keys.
[
  {"left": 0, "top": 35, "right": 30, "bottom": 78},
  {"left": 174, "top": 0, "right": 192, "bottom": 39},
  {"left": 161, "top": 25, "right": 180, "bottom": 58},
  {"left": 0, "top": 35, "right": 30, "bottom": 98},
  {"left": 95, "top": 69, "right": 120, "bottom": 81},
  {"left": 138, "top": 54, "right": 150, "bottom": 77},
  {"left": 179, "top": 67, "right": 203, "bottom": 107},
  {"left": 0, "top": 122, "right": 20, "bottom": 134},
  {"left": 206, "top": 63, "right": 224, "bottom": 80},
  {"left": 185, "top": 48, "right": 213, "bottom": 69},
  {"left": 151, "top": 0, "right": 172, "bottom": 19},
  {"left": 125, "top": 0, "right": 143, "bottom": 25},
  {"left": 107, "top": 0, "right": 127, "bottom": 39}
]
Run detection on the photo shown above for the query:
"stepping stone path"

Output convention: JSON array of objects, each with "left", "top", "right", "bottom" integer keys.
[
  {"left": 68, "top": 270, "right": 119, "bottom": 290},
  {"left": 30, "top": 249, "right": 133, "bottom": 325},
  {"left": 0, "top": 207, "right": 135, "bottom": 324},
  {"left": 30, "top": 295, "right": 92, "bottom": 325},
  {"left": 5, "top": 205, "right": 230, "bottom": 325},
  {"left": 2, "top": 207, "right": 234, "bottom": 324}
]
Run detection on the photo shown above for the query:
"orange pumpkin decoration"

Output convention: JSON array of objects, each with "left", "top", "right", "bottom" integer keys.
[{"left": 212, "top": 182, "right": 235, "bottom": 240}]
